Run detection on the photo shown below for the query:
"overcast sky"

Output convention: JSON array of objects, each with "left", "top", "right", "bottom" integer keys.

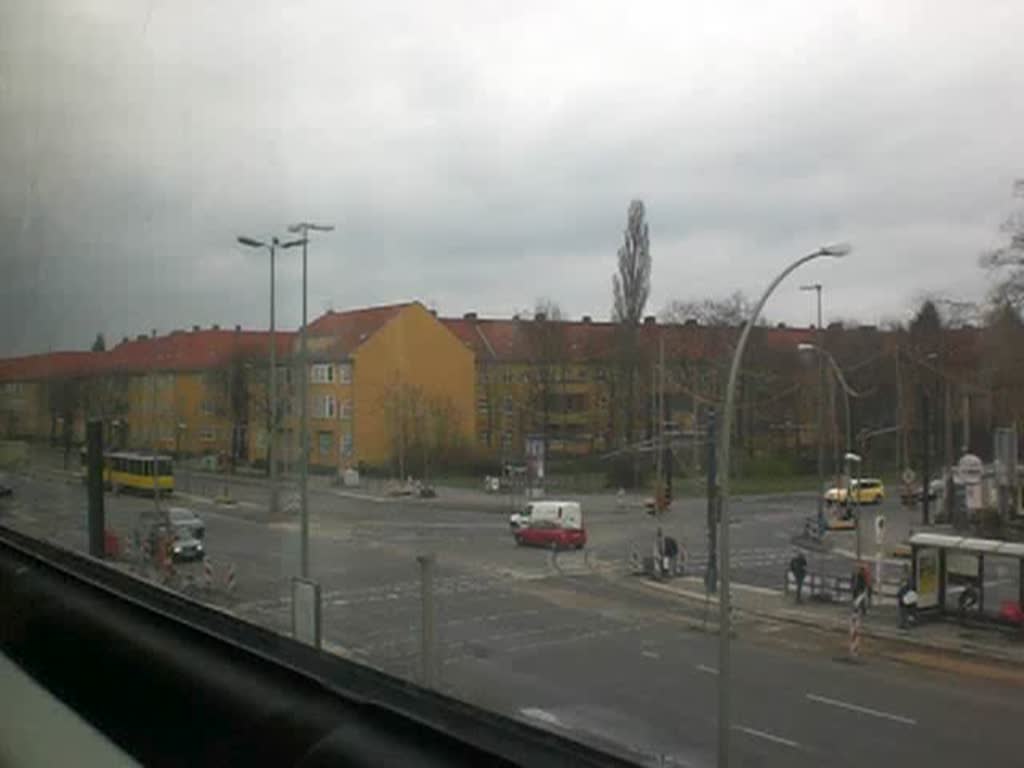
[{"left": 2, "top": 1, "right": 1022, "bottom": 356}]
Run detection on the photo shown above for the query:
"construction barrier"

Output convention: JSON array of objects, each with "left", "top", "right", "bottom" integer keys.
[
  {"left": 103, "top": 530, "right": 121, "bottom": 559},
  {"left": 225, "top": 563, "right": 236, "bottom": 595},
  {"left": 203, "top": 559, "right": 214, "bottom": 589}
]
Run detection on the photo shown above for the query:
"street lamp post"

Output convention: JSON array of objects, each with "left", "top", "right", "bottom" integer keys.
[
  {"left": 718, "top": 243, "right": 850, "bottom": 767},
  {"left": 800, "top": 283, "right": 825, "bottom": 534},
  {"left": 798, "top": 342, "right": 871, "bottom": 552},
  {"left": 237, "top": 234, "right": 306, "bottom": 520},
  {"left": 287, "top": 221, "right": 334, "bottom": 580}
]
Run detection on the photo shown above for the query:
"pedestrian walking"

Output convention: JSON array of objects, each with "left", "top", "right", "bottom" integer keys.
[
  {"left": 897, "top": 580, "right": 918, "bottom": 628},
  {"left": 653, "top": 527, "right": 665, "bottom": 579},
  {"left": 851, "top": 563, "right": 869, "bottom": 614},
  {"left": 789, "top": 551, "right": 808, "bottom": 603},
  {"left": 664, "top": 535, "right": 680, "bottom": 577}
]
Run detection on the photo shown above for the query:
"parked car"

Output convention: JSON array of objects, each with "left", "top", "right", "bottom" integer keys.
[
  {"left": 171, "top": 528, "right": 205, "bottom": 562},
  {"left": 167, "top": 506, "right": 204, "bottom": 539},
  {"left": 824, "top": 478, "right": 885, "bottom": 506},
  {"left": 514, "top": 519, "right": 587, "bottom": 550},
  {"left": 510, "top": 500, "right": 582, "bottom": 530}
]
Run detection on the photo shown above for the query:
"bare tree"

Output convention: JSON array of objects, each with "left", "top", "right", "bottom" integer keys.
[
  {"left": 611, "top": 200, "right": 652, "bottom": 448},
  {"left": 979, "top": 179, "right": 1024, "bottom": 315},
  {"left": 524, "top": 299, "right": 567, "bottom": 454},
  {"left": 381, "top": 380, "right": 464, "bottom": 479},
  {"left": 612, "top": 201, "right": 652, "bottom": 325},
  {"left": 660, "top": 291, "right": 759, "bottom": 327}
]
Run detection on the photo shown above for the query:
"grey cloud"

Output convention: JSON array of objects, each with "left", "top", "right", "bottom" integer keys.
[{"left": 2, "top": 1, "right": 1023, "bottom": 354}]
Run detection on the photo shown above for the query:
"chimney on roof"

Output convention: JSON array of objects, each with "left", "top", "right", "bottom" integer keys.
[
  {"left": 234, "top": 324, "right": 241, "bottom": 332},
  {"left": 429, "top": 309, "right": 437, "bottom": 317},
  {"left": 643, "top": 315, "right": 656, "bottom": 325},
  {"left": 212, "top": 324, "right": 220, "bottom": 331},
  {"left": 463, "top": 311, "right": 477, "bottom": 320},
  {"left": 684, "top": 319, "right": 699, "bottom": 327},
  {"left": 192, "top": 324, "right": 200, "bottom": 332},
  {"left": 582, "top": 315, "right": 592, "bottom": 324},
  {"left": 777, "top": 322, "right": 787, "bottom": 329},
  {"left": 151, "top": 329, "right": 157, "bottom": 338},
  {"left": 121, "top": 336, "right": 129, "bottom": 345},
  {"left": 534, "top": 312, "right": 546, "bottom": 322},
  {"left": 136, "top": 334, "right": 147, "bottom": 342}
]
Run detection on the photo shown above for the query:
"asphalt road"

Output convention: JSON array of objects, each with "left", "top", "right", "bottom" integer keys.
[{"left": 3, "top": 472, "right": 1022, "bottom": 767}]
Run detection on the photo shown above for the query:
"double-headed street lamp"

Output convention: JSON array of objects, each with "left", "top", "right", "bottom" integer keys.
[
  {"left": 717, "top": 242, "right": 850, "bottom": 768},
  {"left": 287, "top": 222, "right": 334, "bottom": 580},
  {"left": 237, "top": 235, "right": 307, "bottom": 519}
]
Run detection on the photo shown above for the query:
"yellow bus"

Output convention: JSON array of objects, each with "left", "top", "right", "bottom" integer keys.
[{"left": 80, "top": 450, "right": 175, "bottom": 495}]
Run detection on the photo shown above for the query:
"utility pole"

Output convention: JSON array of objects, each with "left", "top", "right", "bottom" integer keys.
[
  {"left": 922, "top": 392, "right": 931, "bottom": 526},
  {"left": 705, "top": 408, "right": 718, "bottom": 594},
  {"left": 801, "top": 283, "right": 825, "bottom": 534},
  {"left": 287, "top": 222, "right": 334, "bottom": 580},
  {"left": 944, "top": 378, "right": 954, "bottom": 522},
  {"left": 962, "top": 392, "right": 970, "bottom": 452},
  {"left": 658, "top": 334, "right": 666, "bottom": 504},
  {"left": 896, "top": 348, "right": 906, "bottom": 475}
]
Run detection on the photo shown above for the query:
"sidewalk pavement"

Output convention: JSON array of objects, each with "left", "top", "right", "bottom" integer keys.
[{"left": 642, "top": 574, "right": 1024, "bottom": 666}]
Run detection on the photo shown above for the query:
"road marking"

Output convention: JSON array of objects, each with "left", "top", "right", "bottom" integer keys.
[
  {"left": 641, "top": 650, "right": 660, "bottom": 659},
  {"left": 696, "top": 664, "right": 719, "bottom": 675},
  {"left": 805, "top": 693, "right": 917, "bottom": 725},
  {"left": 731, "top": 725, "right": 800, "bottom": 748}
]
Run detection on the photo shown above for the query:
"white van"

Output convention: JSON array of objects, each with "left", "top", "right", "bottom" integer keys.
[{"left": 509, "top": 500, "right": 583, "bottom": 531}]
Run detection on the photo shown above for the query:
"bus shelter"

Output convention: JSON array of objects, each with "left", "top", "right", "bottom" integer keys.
[{"left": 909, "top": 532, "right": 1024, "bottom": 624}]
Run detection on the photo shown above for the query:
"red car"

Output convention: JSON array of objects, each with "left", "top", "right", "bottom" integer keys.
[{"left": 514, "top": 520, "right": 586, "bottom": 550}]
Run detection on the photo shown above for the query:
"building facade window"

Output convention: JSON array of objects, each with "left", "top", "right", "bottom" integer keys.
[
  {"left": 200, "top": 400, "right": 216, "bottom": 416},
  {"left": 339, "top": 399, "right": 352, "bottom": 420},
  {"left": 503, "top": 395, "right": 513, "bottom": 415},
  {"left": 501, "top": 431, "right": 512, "bottom": 450},
  {"left": 199, "top": 428, "right": 216, "bottom": 442},
  {"left": 311, "top": 363, "right": 335, "bottom": 383},
  {"left": 340, "top": 432, "right": 353, "bottom": 456},
  {"left": 318, "top": 431, "right": 333, "bottom": 456},
  {"left": 314, "top": 395, "right": 337, "bottom": 419},
  {"left": 337, "top": 363, "right": 352, "bottom": 384}
]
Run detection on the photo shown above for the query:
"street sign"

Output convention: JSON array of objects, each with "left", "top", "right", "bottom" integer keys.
[
  {"left": 902, "top": 468, "right": 916, "bottom": 485},
  {"left": 956, "top": 453, "right": 983, "bottom": 485}
]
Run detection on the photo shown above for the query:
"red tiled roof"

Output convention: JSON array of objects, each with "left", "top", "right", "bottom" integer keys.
[
  {"left": 0, "top": 351, "right": 96, "bottom": 382},
  {"left": 98, "top": 330, "right": 295, "bottom": 375},
  {"left": 304, "top": 302, "right": 414, "bottom": 358},
  {"left": 0, "top": 330, "right": 295, "bottom": 382},
  {"left": 441, "top": 316, "right": 818, "bottom": 363}
]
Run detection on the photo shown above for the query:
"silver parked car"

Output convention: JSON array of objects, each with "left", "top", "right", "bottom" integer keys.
[{"left": 167, "top": 506, "right": 204, "bottom": 540}]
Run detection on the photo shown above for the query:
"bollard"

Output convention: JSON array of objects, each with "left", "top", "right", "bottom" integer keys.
[
  {"left": 417, "top": 554, "right": 437, "bottom": 689},
  {"left": 203, "top": 559, "right": 214, "bottom": 590},
  {"left": 225, "top": 562, "right": 236, "bottom": 595}
]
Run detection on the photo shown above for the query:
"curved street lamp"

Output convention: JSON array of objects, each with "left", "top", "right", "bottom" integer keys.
[{"left": 716, "top": 242, "right": 850, "bottom": 767}]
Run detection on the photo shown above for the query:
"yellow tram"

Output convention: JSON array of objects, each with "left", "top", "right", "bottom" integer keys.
[{"left": 80, "top": 450, "right": 175, "bottom": 495}]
